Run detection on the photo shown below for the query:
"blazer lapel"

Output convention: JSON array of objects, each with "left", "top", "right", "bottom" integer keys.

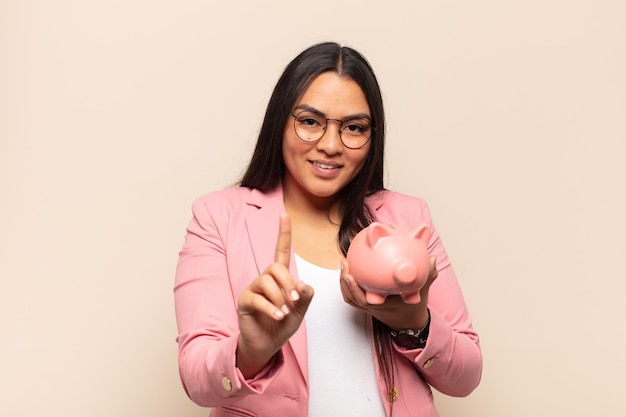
[
  {"left": 244, "top": 186, "right": 309, "bottom": 385},
  {"left": 245, "top": 187, "right": 284, "bottom": 276}
]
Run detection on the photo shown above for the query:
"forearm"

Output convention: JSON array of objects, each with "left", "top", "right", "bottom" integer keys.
[
  {"left": 397, "top": 253, "right": 482, "bottom": 396},
  {"left": 178, "top": 330, "right": 285, "bottom": 406},
  {"left": 408, "top": 309, "right": 482, "bottom": 397},
  {"left": 236, "top": 336, "right": 281, "bottom": 380}
]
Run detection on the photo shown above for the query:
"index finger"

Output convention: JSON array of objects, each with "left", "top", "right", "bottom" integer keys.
[{"left": 274, "top": 212, "right": 292, "bottom": 267}]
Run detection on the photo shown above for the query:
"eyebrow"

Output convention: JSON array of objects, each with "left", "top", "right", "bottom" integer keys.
[{"left": 293, "top": 104, "right": 372, "bottom": 121}]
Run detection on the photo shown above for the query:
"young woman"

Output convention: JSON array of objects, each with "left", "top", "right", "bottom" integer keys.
[{"left": 174, "top": 42, "right": 482, "bottom": 417}]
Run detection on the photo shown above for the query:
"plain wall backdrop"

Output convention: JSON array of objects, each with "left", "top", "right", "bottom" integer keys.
[{"left": 1, "top": 1, "right": 625, "bottom": 416}]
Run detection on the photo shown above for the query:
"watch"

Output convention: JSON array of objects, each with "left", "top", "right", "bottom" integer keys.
[{"left": 390, "top": 314, "right": 430, "bottom": 349}]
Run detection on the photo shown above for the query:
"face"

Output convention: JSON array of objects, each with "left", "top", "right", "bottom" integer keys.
[{"left": 282, "top": 72, "right": 371, "bottom": 206}]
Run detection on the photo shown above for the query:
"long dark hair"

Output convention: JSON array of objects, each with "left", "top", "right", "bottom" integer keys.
[{"left": 240, "top": 42, "right": 395, "bottom": 410}]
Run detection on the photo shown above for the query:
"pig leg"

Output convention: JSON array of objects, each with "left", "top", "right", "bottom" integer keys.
[
  {"left": 365, "top": 291, "right": 388, "bottom": 305},
  {"left": 400, "top": 291, "right": 422, "bottom": 304}
]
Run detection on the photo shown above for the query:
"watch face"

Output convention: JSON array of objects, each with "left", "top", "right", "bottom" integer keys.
[{"left": 393, "top": 333, "right": 426, "bottom": 349}]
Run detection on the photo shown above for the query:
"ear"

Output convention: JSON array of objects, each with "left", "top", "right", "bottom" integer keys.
[
  {"left": 410, "top": 224, "right": 430, "bottom": 245},
  {"left": 366, "top": 222, "right": 392, "bottom": 248}
]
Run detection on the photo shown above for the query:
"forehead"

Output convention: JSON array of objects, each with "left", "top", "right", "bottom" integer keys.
[{"left": 296, "top": 72, "right": 370, "bottom": 116}]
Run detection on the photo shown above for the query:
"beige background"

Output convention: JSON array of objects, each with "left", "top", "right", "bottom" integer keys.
[{"left": 1, "top": 1, "right": 625, "bottom": 416}]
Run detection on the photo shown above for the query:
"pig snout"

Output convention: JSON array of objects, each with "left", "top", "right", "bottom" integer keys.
[{"left": 393, "top": 261, "right": 418, "bottom": 286}]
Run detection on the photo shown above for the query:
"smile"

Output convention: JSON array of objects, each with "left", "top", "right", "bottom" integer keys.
[{"left": 312, "top": 161, "right": 341, "bottom": 170}]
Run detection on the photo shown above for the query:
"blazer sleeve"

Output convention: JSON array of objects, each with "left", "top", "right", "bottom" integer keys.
[
  {"left": 381, "top": 195, "right": 483, "bottom": 397},
  {"left": 173, "top": 195, "right": 284, "bottom": 407}
]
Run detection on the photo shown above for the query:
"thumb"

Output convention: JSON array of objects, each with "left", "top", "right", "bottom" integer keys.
[{"left": 291, "top": 281, "right": 314, "bottom": 316}]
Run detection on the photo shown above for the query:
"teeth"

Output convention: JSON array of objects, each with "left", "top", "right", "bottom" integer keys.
[{"left": 314, "top": 162, "right": 338, "bottom": 169}]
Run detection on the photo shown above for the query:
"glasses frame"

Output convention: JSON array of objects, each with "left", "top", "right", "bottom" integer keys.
[{"left": 289, "top": 110, "right": 374, "bottom": 150}]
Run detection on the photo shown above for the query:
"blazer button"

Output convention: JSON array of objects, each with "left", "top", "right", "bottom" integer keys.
[
  {"left": 222, "top": 376, "right": 232, "bottom": 392},
  {"left": 388, "top": 387, "right": 398, "bottom": 402},
  {"left": 423, "top": 358, "right": 435, "bottom": 369}
]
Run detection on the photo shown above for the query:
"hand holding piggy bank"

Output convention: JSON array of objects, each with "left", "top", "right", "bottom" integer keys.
[{"left": 346, "top": 222, "right": 430, "bottom": 305}]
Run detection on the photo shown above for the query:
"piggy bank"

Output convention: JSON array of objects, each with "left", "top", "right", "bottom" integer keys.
[{"left": 346, "top": 222, "right": 430, "bottom": 305}]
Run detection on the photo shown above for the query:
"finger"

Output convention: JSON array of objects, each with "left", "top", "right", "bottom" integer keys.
[
  {"left": 274, "top": 212, "right": 292, "bottom": 267},
  {"left": 339, "top": 260, "right": 367, "bottom": 306},
  {"left": 240, "top": 273, "right": 292, "bottom": 318},
  {"left": 340, "top": 259, "right": 349, "bottom": 276},
  {"left": 340, "top": 283, "right": 359, "bottom": 308},
  {"left": 263, "top": 262, "right": 300, "bottom": 303},
  {"left": 339, "top": 261, "right": 356, "bottom": 304},
  {"left": 239, "top": 289, "right": 289, "bottom": 320},
  {"left": 428, "top": 256, "right": 439, "bottom": 282},
  {"left": 291, "top": 281, "right": 315, "bottom": 316}
]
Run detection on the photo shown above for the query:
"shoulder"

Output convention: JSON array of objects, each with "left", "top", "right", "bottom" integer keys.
[
  {"left": 190, "top": 185, "right": 283, "bottom": 219},
  {"left": 192, "top": 187, "right": 252, "bottom": 209},
  {"left": 367, "top": 189, "right": 429, "bottom": 211},
  {"left": 367, "top": 190, "right": 426, "bottom": 205},
  {"left": 367, "top": 189, "right": 432, "bottom": 226},
  {"left": 192, "top": 187, "right": 252, "bottom": 216}
]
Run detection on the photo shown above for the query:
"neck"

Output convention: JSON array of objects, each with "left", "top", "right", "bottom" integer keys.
[
  {"left": 282, "top": 178, "right": 344, "bottom": 268},
  {"left": 282, "top": 180, "right": 342, "bottom": 224}
]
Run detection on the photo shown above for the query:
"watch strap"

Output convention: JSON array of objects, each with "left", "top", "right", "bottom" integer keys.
[{"left": 390, "top": 313, "right": 430, "bottom": 349}]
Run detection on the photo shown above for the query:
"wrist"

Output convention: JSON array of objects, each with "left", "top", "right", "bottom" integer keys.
[
  {"left": 388, "top": 307, "right": 429, "bottom": 331},
  {"left": 236, "top": 338, "right": 278, "bottom": 379},
  {"left": 390, "top": 309, "right": 431, "bottom": 349}
]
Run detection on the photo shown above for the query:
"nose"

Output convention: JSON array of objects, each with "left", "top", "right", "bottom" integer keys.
[{"left": 316, "top": 119, "right": 343, "bottom": 153}]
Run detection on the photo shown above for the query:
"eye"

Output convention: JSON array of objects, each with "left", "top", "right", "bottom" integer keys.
[
  {"left": 296, "top": 112, "right": 324, "bottom": 128},
  {"left": 342, "top": 119, "right": 370, "bottom": 134}
]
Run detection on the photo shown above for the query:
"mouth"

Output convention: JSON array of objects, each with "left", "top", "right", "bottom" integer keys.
[
  {"left": 312, "top": 161, "right": 342, "bottom": 170},
  {"left": 309, "top": 160, "right": 343, "bottom": 178}
]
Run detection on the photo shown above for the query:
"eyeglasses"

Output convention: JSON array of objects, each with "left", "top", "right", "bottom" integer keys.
[{"left": 290, "top": 110, "right": 374, "bottom": 149}]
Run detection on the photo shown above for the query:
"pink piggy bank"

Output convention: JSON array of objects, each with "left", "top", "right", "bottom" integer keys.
[{"left": 346, "top": 222, "right": 430, "bottom": 305}]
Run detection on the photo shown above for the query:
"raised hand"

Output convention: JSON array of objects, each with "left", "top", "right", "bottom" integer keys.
[
  {"left": 236, "top": 212, "right": 314, "bottom": 378},
  {"left": 339, "top": 256, "right": 438, "bottom": 331}
]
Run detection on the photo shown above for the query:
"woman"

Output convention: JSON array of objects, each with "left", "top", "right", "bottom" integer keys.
[{"left": 174, "top": 42, "right": 482, "bottom": 416}]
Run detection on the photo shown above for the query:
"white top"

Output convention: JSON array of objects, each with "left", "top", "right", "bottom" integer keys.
[{"left": 295, "top": 254, "right": 385, "bottom": 417}]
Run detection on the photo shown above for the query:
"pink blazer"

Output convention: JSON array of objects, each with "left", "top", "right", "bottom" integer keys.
[{"left": 174, "top": 185, "right": 482, "bottom": 417}]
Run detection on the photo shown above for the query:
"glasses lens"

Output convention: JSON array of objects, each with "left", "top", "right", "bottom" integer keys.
[
  {"left": 340, "top": 118, "right": 372, "bottom": 149},
  {"left": 292, "top": 111, "right": 373, "bottom": 148},
  {"left": 294, "top": 111, "right": 325, "bottom": 142}
]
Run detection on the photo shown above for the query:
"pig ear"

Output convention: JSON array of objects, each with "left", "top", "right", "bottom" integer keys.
[
  {"left": 366, "top": 222, "right": 392, "bottom": 248},
  {"left": 410, "top": 224, "right": 430, "bottom": 245}
]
